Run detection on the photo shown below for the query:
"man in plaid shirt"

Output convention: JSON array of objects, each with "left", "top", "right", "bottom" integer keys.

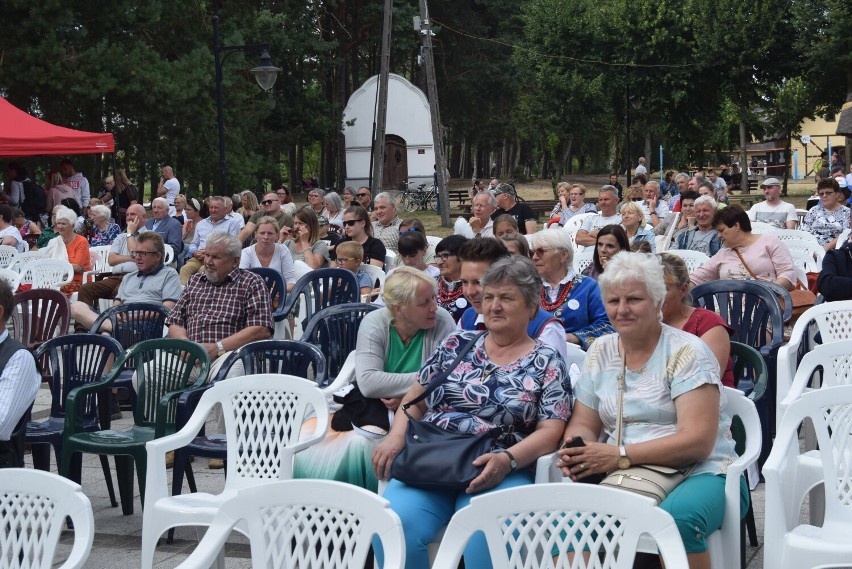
[{"left": 166, "top": 231, "right": 273, "bottom": 467}]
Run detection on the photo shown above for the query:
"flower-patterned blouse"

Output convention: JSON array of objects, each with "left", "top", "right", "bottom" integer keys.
[
  {"left": 802, "top": 204, "right": 850, "bottom": 246},
  {"left": 418, "top": 331, "right": 572, "bottom": 446},
  {"left": 88, "top": 221, "right": 121, "bottom": 246}
]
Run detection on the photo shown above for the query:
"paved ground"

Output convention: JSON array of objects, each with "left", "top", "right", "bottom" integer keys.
[{"left": 30, "top": 381, "right": 774, "bottom": 568}]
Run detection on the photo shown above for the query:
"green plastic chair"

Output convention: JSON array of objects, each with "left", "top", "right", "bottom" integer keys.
[{"left": 60, "top": 338, "right": 210, "bottom": 515}]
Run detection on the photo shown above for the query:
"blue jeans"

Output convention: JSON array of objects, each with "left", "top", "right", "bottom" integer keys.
[{"left": 374, "top": 471, "right": 534, "bottom": 569}]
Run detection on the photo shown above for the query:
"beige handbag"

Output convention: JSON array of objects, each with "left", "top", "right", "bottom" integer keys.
[{"left": 599, "top": 355, "right": 693, "bottom": 505}]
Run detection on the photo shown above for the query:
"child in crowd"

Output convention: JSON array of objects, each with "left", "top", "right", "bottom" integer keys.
[
  {"left": 334, "top": 240, "right": 375, "bottom": 299},
  {"left": 493, "top": 214, "right": 519, "bottom": 237},
  {"left": 396, "top": 232, "right": 440, "bottom": 278}
]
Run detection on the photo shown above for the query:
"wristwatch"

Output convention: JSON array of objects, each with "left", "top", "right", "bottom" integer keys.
[
  {"left": 617, "top": 445, "right": 631, "bottom": 469},
  {"left": 215, "top": 341, "right": 225, "bottom": 357},
  {"left": 496, "top": 449, "right": 518, "bottom": 471}
]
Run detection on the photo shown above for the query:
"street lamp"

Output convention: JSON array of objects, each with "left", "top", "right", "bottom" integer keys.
[{"left": 213, "top": 15, "right": 281, "bottom": 194}]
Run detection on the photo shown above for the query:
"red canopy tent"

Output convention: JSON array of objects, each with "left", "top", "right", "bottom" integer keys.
[{"left": 0, "top": 97, "right": 114, "bottom": 156}]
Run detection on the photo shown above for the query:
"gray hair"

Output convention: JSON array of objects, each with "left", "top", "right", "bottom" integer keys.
[
  {"left": 323, "top": 191, "right": 344, "bottom": 213},
  {"left": 374, "top": 192, "right": 397, "bottom": 209},
  {"left": 54, "top": 206, "right": 77, "bottom": 225},
  {"left": 89, "top": 204, "right": 112, "bottom": 222},
  {"left": 204, "top": 232, "right": 242, "bottom": 259},
  {"left": 674, "top": 172, "right": 690, "bottom": 183},
  {"left": 693, "top": 195, "right": 718, "bottom": 209},
  {"left": 474, "top": 191, "right": 497, "bottom": 208},
  {"left": 209, "top": 195, "right": 227, "bottom": 207},
  {"left": 598, "top": 252, "right": 666, "bottom": 310},
  {"left": 599, "top": 185, "right": 619, "bottom": 198},
  {"left": 644, "top": 180, "right": 660, "bottom": 195},
  {"left": 480, "top": 256, "right": 542, "bottom": 310},
  {"left": 152, "top": 197, "right": 169, "bottom": 208},
  {"left": 530, "top": 227, "right": 575, "bottom": 266},
  {"left": 308, "top": 188, "right": 326, "bottom": 198}
]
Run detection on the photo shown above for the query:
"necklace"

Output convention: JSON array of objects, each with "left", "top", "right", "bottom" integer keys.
[
  {"left": 438, "top": 279, "right": 463, "bottom": 305},
  {"left": 541, "top": 278, "right": 574, "bottom": 311}
]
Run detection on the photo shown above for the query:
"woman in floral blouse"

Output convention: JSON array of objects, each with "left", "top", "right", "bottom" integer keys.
[
  {"left": 86, "top": 204, "right": 120, "bottom": 246},
  {"left": 802, "top": 177, "right": 850, "bottom": 250},
  {"left": 373, "top": 257, "right": 571, "bottom": 569}
]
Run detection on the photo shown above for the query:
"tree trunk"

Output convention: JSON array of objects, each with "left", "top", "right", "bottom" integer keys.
[
  {"left": 739, "top": 118, "right": 749, "bottom": 194},
  {"left": 288, "top": 145, "right": 298, "bottom": 195},
  {"left": 782, "top": 131, "right": 791, "bottom": 196},
  {"left": 540, "top": 147, "right": 550, "bottom": 180},
  {"left": 563, "top": 138, "right": 573, "bottom": 178},
  {"left": 644, "top": 131, "right": 652, "bottom": 175}
]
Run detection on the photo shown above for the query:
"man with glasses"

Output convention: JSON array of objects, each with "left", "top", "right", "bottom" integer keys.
[
  {"left": 356, "top": 187, "right": 373, "bottom": 212},
  {"left": 747, "top": 178, "right": 797, "bottom": 229},
  {"left": 371, "top": 192, "right": 402, "bottom": 252},
  {"left": 237, "top": 191, "right": 294, "bottom": 244},
  {"left": 70, "top": 232, "right": 181, "bottom": 332},
  {"left": 73, "top": 203, "right": 149, "bottom": 316},
  {"left": 638, "top": 180, "right": 669, "bottom": 227}
]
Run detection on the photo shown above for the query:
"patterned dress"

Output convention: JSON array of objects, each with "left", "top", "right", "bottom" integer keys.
[{"left": 802, "top": 205, "right": 850, "bottom": 246}]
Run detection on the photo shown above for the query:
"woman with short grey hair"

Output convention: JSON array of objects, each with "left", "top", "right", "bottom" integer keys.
[
  {"left": 87, "top": 204, "right": 120, "bottom": 246},
  {"left": 323, "top": 191, "right": 345, "bottom": 230}
]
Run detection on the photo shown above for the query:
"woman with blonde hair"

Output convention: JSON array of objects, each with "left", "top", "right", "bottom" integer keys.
[
  {"left": 46, "top": 171, "right": 77, "bottom": 213},
  {"left": 238, "top": 191, "right": 259, "bottom": 222},
  {"left": 239, "top": 216, "right": 296, "bottom": 291},
  {"left": 552, "top": 182, "right": 596, "bottom": 226},
  {"left": 620, "top": 200, "right": 656, "bottom": 252}
]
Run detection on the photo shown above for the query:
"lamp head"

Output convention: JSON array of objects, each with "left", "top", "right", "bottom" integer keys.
[{"left": 251, "top": 50, "right": 281, "bottom": 91}]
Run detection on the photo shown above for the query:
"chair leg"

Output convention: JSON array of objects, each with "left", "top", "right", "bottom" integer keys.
[
  {"left": 30, "top": 443, "right": 51, "bottom": 471},
  {"left": 114, "top": 455, "right": 135, "bottom": 515},
  {"left": 171, "top": 449, "right": 188, "bottom": 497},
  {"left": 185, "top": 460, "right": 197, "bottom": 493},
  {"left": 745, "top": 500, "right": 758, "bottom": 547},
  {"left": 99, "top": 454, "right": 118, "bottom": 507},
  {"left": 135, "top": 453, "right": 147, "bottom": 508}
]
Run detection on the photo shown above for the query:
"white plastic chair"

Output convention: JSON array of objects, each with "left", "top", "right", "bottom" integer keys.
[
  {"left": 322, "top": 351, "right": 356, "bottom": 404},
  {"left": 0, "top": 245, "right": 17, "bottom": 268},
  {"left": 7, "top": 250, "right": 46, "bottom": 272},
  {"left": 82, "top": 245, "right": 113, "bottom": 284},
  {"left": 425, "top": 235, "right": 442, "bottom": 249},
  {"left": 562, "top": 212, "right": 595, "bottom": 233},
  {"left": 658, "top": 211, "right": 681, "bottom": 252},
  {"left": 384, "top": 250, "right": 396, "bottom": 272},
  {"left": 665, "top": 249, "right": 710, "bottom": 273},
  {"left": 359, "top": 263, "right": 386, "bottom": 291},
  {"left": 19, "top": 259, "right": 74, "bottom": 289},
  {"left": 293, "top": 259, "right": 313, "bottom": 281},
  {"left": 835, "top": 228, "right": 850, "bottom": 248},
  {"left": 764, "top": 385, "right": 852, "bottom": 569},
  {"left": 171, "top": 480, "right": 405, "bottom": 569},
  {"left": 787, "top": 247, "right": 822, "bottom": 273},
  {"left": 776, "top": 301, "right": 852, "bottom": 426},
  {"left": 431, "top": 483, "right": 689, "bottom": 569},
  {"left": 532, "top": 387, "right": 760, "bottom": 569},
  {"left": 749, "top": 221, "right": 776, "bottom": 234},
  {"left": 781, "top": 238, "right": 824, "bottom": 269},
  {"left": 142, "top": 374, "right": 331, "bottom": 567},
  {"left": 163, "top": 243, "right": 174, "bottom": 265},
  {"left": 771, "top": 228, "right": 821, "bottom": 244},
  {"left": 0, "top": 268, "right": 20, "bottom": 291},
  {"left": 0, "top": 468, "right": 94, "bottom": 569},
  {"left": 571, "top": 250, "right": 594, "bottom": 274}
]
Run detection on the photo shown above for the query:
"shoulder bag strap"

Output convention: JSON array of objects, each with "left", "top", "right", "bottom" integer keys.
[
  {"left": 402, "top": 331, "right": 486, "bottom": 411},
  {"left": 614, "top": 344, "right": 626, "bottom": 447},
  {"left": 733, "top": 247, "right": 759, "bottom": 279}
]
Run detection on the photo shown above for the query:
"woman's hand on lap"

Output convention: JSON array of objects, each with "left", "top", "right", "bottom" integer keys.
[
  {"left": 372, "top": 435, "right": 405, "bottom": 481},
  {"left": 556, "top": 441, "right": 619, "bottom": 481},
  {"left": 466, "top": 452, "right": 511, "bottom": 494}
]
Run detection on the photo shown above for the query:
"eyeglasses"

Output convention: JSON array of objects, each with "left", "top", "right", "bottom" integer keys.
[
  {"left": 531, "top": 248, "right": 551, "bottom": 257},
  {"left": 818, "top": 191, "right": 836, "bottom": 197},
  {"left": 261, "top": 199, "right": 279, "bottom": 205},
  {"left": 130, "top": 250, "right": 158, "bottom": 257},
  {"left": 357, "top": 193, "right": 370, "bottom": 198},
  {"left": 435, "top": 252, "right": 456, "bottom": 261},
  {"left": 343, "top": 219, "right": 363, "bottom": 227}
]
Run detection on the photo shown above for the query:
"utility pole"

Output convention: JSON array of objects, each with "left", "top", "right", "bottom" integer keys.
[
  {"left": 418, "top": 0, "right": 450, "bottom": 226},
  {"left": 370, "top": 0, "right": 393, "bottom": 195}
]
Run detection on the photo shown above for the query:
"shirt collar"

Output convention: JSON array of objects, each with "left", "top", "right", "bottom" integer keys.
[
  {"left": 375, "top": 216, "right": 401, "bottom": 229},
  {"left": 137, "top": 263, "right": 166, "bottom": 277},
  {"left": 202, "top": 267, "right": 241, "bottom": 285}
]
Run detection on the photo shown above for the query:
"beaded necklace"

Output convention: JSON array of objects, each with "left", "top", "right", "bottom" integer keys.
[
  {"left": 540, "top": 279, "right": 574, "bottom": 312},
  {"left": 438, "top": 278, "right": 464, "bottom": 305}
]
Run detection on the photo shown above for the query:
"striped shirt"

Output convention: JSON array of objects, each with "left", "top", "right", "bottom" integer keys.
[{"left": 0, "top": 332, "right": 40, "bottom": 440}]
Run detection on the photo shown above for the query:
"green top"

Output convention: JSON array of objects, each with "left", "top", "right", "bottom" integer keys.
[{"left": 385, "top": 328, "right": 425, "bottom": 374}]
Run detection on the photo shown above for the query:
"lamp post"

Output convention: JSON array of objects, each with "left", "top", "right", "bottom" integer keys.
[{"left": 213, "top": 15, "right": 281, "bottom": 194}]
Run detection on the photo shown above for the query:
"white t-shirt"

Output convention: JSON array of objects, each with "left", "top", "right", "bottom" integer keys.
[
  {"left": 635, "top": 165, "right": 647, "bottom": 175},
  {"left": 239, "top": 243, "right": 296, "bottom": 285},
  {"left": 580, "top": 213, "right": 622, "bottom": 233},
  {"left": 0, "top": 225, "right": 23, "bottom": 252},
  {"left": 639, "top": 200, "right": 670, "bottom": 225},
  {"left": 747, "top": 200, "right": 797, "bottom": 229}
]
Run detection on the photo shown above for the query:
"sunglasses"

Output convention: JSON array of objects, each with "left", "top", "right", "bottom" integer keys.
[
  {"left": 261, "top": 199, "right": 278, "bottom": 205},
  {"left": 343, "top": 219, "right": 363, "bottom": 227},
  {"left": 357, "top": 193, "right": 370, "bottom": 198},
  {"left": 531, "top": 248, "right": 551, "bottom": 257}
]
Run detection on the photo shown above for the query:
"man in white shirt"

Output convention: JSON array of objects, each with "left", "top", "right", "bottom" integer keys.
[
  {"left": 634, "top": 157, "right": 647, "bottom": 176},
  {"left": 708, "top": 170, "right": 728, "bottom": 203},
  {"left": 638, "top": 180, "right": 669, "bottom": 227},
  {"left": 60, "top": 159, "right": 90, "bottom": 210},
  {"left": 575, "top": 185, "right": 621, "bottom": 246},
  {"left": 747, "top": 177, "right": 797, "bottom": 229},
  {"left": 157, "top": 166, "right": 181, "bottom": 215},
  {"left": 180, "top": 196, "right": 242, "bottom": 284},
  {"left": 467, "top": 191, "right": 496, "bottom": 237}
]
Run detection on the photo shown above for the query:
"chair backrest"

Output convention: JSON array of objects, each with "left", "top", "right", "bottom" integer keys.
[
  {"left": 246, "top": 267, "right": 286, "bottom": 310},
  {"left": 691, "top": 279, "right": 784, "bottom": 353},
  {"left": 767, "top": 385, "right": 852, "bottom": 526},
  {"left": 211, "top": 340, "right": 328, "bottom": 385},
  {"left": 659, "top": 211, "right": 681, "bottom": 251},
  {"left": 425, "top": 235, "right": 442, "bottom": 249},
  {"left": 20, "top": 259, "right": 74, "bottom": 289},
  {"left": 173, "top": 480, "right": 404, "bottom": 569},
  {"left": 163, "top": 244, "right": 174, "bottom": 265},
  {"left": 0, "top": 245, "right": 17, "bottom": 269},
  {"left": 88, "top": 245, "right": 113, "bottom": 273},
  {"left": 90, "top": 303, "right": 170, "bottom": 371},
  {"left": 359, "top": 263, "right": 386, "bottom": 291},
  {"left": 12, "top": 288, "right": 70, "bottom": 350},
  {"left": 0, "top": 469, "right": 94, "bottom": 569},
  {"left": 293, "top": 260, "right": 313, "bottom": 281},
  {"left": 572, "top": 250, "right": 594, "bottom": 275},
  {"left": 432, "top": 484, "right": 688, "bottom": 569},
  {"left": 33, "top": 335, "right": 123, "bottom": 421},
  {"left": 0, "top": 268, "right": 20, "bottom": 292},
  {"left": 788, "top": 247, "right": 822, "bottom": 273},
  {"left": 729, "top": 340, "right": 768, "bottom": 402},
  {"left": 7, "top": 250, "right": 46, "bottom": 272},
  {"left": 836, "top": 228, "right": 851, "bottom": 248},
  {"left": 300, "top": 303, "right": 380, "bottom": 380},
  {"left": 749, "top": 221, "right": 776, "bottom": 234},
  {"left": 782, "top": 238, "right": 824, "bottom": 267},
  {"left": 772, "top": 228, "right": 821, "bottom": 244},
  {"left": 562, "top": 212, "right": 595, "bottom": 232},
  {"left": 384, "top": 250, "right": 396, "bottom": 272},
  {"left": 665, "top": 249, "right": 710, "bottom": 273},
  {"left": 280, "top": 268, "right": 360, "bottom": 330},
  {"left": 121, "top": 338, "right": 210, "bottom": 430}
]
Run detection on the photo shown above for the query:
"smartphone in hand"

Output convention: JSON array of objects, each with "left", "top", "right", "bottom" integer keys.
[{"left": 561, "top": 436, "right": 604, "bottom": 484}]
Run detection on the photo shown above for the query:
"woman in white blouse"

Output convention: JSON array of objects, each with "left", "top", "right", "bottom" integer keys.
[{"left": 239, "top": 216, "right": 296, "bottom": 291}]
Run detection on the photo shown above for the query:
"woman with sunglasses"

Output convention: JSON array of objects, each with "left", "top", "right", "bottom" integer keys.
[
  {"left": 337, "top": 205, "right": 385, "bottom": 268},
  {"left": 530, "top": 227, "right": 614, "bottom": 349},
  {"left": 434, "top": 235, "right": 470, "bottom": 322},
  {"left": 286, "top": 208, "right": 330, "bottom": 269}
]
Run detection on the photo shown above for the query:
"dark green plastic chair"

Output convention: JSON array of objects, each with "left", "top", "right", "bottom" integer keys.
[
  {"left": 59, "top": 338, "right": 210, "bottom": 515},
  {"left": 729, "top": 340, "right": 768, "bottom": 566}
]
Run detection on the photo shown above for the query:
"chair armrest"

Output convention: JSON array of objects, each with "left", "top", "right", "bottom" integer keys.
[
  {"left": 321, "top": 351, "right": 356, "bottom": 401},
  {"left": 175, "top": 383, "right": 214, "bottom": 432},
  {"left": 64, "top": 366, "right": 122, "bottom": 436},
  {"left": 154, "top": 381, "right": 206, "bottom": 438},
  {"left": 172, "top": 520, "right": 238, "bottom": 569},
  {"left": 534, "top": 452, "right": 562, "bottom": 484}
]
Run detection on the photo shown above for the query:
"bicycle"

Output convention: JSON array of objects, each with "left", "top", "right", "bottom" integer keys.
[{"left": 399, "top": 182, "right": 438, "bottom": 212}]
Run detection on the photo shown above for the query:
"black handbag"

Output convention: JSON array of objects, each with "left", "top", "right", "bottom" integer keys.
[{"left": 391, "top": 332, "right": 509, "bottom": 490}]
